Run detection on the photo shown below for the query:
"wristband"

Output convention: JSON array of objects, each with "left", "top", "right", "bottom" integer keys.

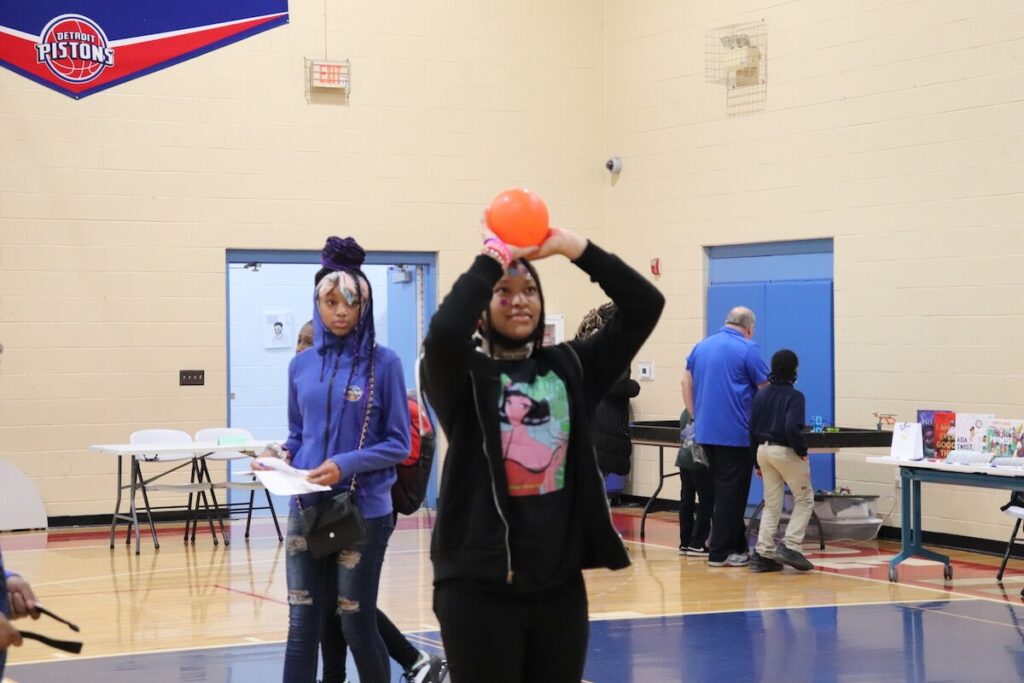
[{"left": 482, "top": 237, "right": 512, "bottom": 270}]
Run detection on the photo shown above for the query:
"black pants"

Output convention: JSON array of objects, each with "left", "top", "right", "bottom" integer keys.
[
  {"left": 321, "top": 607, "right": 419, "bottom": 682},
  {"left": 320, "top": 511, "right": 419, "bottom": 682},
  {"left": 703, "top": 444, "right": 754, "bottom": 562},
  {"left": 679, "top": 465, "right": 714, "bottom": 550},
  {"left": 434, "top": 573, "right": 588, "bottom": 683}
]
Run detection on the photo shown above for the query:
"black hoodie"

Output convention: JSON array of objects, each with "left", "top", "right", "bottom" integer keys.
[{"left": 422, "top": 241, "right": 664, "bottom": 589}]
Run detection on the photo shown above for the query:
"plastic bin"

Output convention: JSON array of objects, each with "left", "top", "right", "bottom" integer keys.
[{"left": 748, "top": 492, "right": 883, "bottom": 543}]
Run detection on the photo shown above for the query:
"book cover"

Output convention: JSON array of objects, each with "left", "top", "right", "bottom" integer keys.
[
  {"left": 988, "top": 419, "right": 1024, "bottom": 458},
  {"left": 933, "top": 411, "right": 956, "bottom": 461},
  {"left": 955, "top": 413, "right": 994, "bottom": 453},
  {"left": 916, "top": 410, "right": 943, "bottom": 459}
]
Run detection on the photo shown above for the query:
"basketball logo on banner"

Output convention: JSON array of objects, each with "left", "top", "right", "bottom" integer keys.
[
  {"left": 35, "top": 15, "right": 114, "bottom": 84},
  {"left": 0, "top": 1, "right": 289, "bottom": 99}
]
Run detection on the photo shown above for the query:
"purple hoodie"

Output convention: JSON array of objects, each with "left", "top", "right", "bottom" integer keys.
[{"left": 283, "top": 281, "right": 410, "bottom": 518}]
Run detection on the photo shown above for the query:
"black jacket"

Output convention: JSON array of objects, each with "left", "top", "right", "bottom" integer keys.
[
  {"left": 422, "top": 242, "right": 664, "bottom": 588},
  {"left": 593, "top": 371, "right": 640, "bottom": 475},
  {"left": 749, "top": 382, "right": 808, "bottom": 458}
]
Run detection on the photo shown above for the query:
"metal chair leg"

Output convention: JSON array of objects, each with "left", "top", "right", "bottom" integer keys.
[
  {"left": 205, "top": 476, "right": 229, "bottom": 546},
  {"left": 266, "top": 489, "right": 283, "bottom": 543},
  {"left": 199, "top": 490, "right": 219, "bottom": 546},
  {"left": 245, "top": 490, "right": 256, "bottom": 540},
  {"left": 997, "top": 518, "right": 1022, "bottom": 581},
  {"left": 812, "top": 510, "right": 825, "bottom": 550}
]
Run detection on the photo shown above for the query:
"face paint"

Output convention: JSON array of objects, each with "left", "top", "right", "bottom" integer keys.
[
  {"left": 498, "top": 298, "right": 510, "bottom": 307},
  {"left": 506, "top": 262, "right": 529, "bottom": 278}
]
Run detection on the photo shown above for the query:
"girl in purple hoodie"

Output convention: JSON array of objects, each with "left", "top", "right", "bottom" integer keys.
[{"left": 269, "top": 236, "right": 410, "bottom": 683}]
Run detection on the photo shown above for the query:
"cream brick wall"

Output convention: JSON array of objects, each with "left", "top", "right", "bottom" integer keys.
[
  {"left": 607, "top": 0, "right": 1024, "bottom": 542},
  {"left": 3, "top": 1, "right": 1023, "bottom": 543},
  {"left": 0, "top": 0, "right": 607, "bottom": 517}
]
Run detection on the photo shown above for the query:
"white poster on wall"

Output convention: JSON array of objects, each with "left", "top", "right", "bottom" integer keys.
[
  {"left": 544, "top": 314, "right": 565, "bottom": 346},
  {"left": 263, "top": 311, "right": 294, "bottom": 349}
]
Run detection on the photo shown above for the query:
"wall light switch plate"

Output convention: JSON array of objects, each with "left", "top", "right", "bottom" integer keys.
[{"left": 638, "top": 362, "right": 654, "bottom": 381}]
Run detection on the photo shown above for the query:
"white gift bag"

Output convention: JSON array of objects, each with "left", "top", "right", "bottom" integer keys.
[{"left": 891, "top": 422, "right": 924, "bottom": 461}]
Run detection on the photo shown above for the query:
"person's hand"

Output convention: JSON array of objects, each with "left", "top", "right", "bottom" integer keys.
[
  {"left": 307, "top": 460, "right": 342, "bottom": 487},
  {"left": 754, "top": 467, "right": 763, "bottom": 479},
  {"left": 530, "top": 227, "right": 587, "bottom": 261},
  {"left": 479, "top": 214, "right": 538, "bottom": 262},
  {"left": 254, "top": 444, "right": 290, "bottom": 470},
  {"left": 0, "top": 613, "right": 21, "bottom": 650},
  {"left": 7, "top": 575, "right": 39, "bottom": 620}
]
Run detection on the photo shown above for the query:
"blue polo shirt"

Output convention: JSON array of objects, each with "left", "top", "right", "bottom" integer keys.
[{"left": 686, "top": 327, "right": 769, "bottom": 447}]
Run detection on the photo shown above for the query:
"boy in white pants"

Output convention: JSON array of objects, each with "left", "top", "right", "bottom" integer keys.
[{"left": 749, "top": 349, "right": 814, "bottom": 573}]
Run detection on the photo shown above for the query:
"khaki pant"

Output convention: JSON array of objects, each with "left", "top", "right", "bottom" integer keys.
[{"left": 755, "top": 444, "right": 813, "bottom": 556}]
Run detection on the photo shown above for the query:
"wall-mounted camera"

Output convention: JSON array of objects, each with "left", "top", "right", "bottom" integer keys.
[{"left": 605, "top": 156, "right": 622, "bottom": 174}]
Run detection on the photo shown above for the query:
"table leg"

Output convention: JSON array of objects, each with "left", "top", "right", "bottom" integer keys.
[
  {"left": 136, "top": 467, "right": 160, "bottom": 551},
  {"left": 640, "top": 446, "right": 666, "bottom": 541},
  {"left": 129, "top": 458, "right": 142, "bottom": 555},
  {"left": 889, "top": 469, "right": 951, "bottom": 581},
  {"left": 109, "top": 455, "right": 124, "bottom": 549}
]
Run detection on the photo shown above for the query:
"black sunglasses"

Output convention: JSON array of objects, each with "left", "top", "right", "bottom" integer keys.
[{"left": 19, "top": 605, "right": 82, "bottom": 654}]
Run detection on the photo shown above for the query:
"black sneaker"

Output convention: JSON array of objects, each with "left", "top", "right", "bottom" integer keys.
[
  {"left": 403, "top": 654, "right": 448, "bottom": 683},
  {"left": 749, "top": 552, "right": 783, "bottom": 573},
  {"left": 774, "top": 545, "right": 814, "bottom": 571}
]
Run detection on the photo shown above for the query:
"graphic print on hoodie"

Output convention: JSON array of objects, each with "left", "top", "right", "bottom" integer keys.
[{"left": 498, "top": 369, "right": 570, "bottom": 496}]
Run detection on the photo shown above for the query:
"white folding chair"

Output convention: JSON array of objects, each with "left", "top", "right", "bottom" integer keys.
[
  {"left": 194, "top": 428, "right": 283, "bottom": 543},
  {"left": 128, "top": 429, "right": 227, "bottom": 549},
  {"left": 997, "top": 504, "right": 1024, "bottom": 581}
]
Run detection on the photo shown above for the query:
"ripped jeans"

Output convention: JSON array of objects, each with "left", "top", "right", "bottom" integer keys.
[{"left": 283, "top": 510, "right": 394, "bottom": 683}]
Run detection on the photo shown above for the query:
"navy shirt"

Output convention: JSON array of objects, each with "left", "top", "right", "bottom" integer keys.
[
  {"left": 686, "top": 327, "right": 769, "bottom": 447},
  {"left": 749, "top": 382, "right": 808, "bottom": 458}
]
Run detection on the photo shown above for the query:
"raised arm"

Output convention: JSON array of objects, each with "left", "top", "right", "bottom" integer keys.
[
  {"left": 421, "top": 254, "right": 504, "bottom": 431},
  {"left": 568, "top": 242, "right": 665, "bottom": 402}
]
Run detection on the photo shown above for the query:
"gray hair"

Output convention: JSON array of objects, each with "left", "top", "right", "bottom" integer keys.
[{"left": 724, "top": 306, "right": 755, "bottom": 331}]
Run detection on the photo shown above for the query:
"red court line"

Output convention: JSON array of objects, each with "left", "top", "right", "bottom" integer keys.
[{"left": 213, "top": 584, "right": 287, "bottom": 605}]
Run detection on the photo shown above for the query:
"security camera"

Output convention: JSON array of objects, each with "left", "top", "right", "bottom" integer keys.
[{"left": 606, "top": 157, "right": 622, "bottom": 174}]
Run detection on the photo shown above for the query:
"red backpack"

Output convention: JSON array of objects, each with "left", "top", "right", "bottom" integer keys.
[{"left": 392, "top": 397, "right": 436, "bottom": 515}]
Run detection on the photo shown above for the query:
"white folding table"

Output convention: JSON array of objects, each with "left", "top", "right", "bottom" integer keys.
[{"left": 91, "top": 440, "right": 271, "bottom": 555}]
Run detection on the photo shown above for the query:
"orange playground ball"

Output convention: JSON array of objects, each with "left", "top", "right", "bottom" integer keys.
[{"left": 486, "top": 188, "right": 550, "bottom": 247}]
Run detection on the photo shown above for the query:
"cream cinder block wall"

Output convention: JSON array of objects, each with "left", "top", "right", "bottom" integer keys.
[
  {"left": 0, "top": 1, "right": 609, "bottom": 517},
  {"left": 606, "top": 0, "right": 1024, "bottom": 541}
]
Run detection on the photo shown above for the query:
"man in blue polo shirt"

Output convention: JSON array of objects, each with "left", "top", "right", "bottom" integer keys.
[{"left": 681, "top": 307, "right": 769, "bottom": 567}]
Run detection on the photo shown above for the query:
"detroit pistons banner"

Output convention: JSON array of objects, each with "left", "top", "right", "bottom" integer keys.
[{"left": 0, "top": 1, "right": 289, "bottom": 99}]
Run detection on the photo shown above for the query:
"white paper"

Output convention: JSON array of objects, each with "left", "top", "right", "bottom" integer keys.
[
  {"left": 890, "top": 422, "right": 924, "bottom": 461},
  {"left": 252, "top": 457, "right": 331, "bottom": 496}
]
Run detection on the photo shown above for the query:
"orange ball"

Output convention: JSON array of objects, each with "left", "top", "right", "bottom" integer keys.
[{"left": 485, "top": 188, "right": 550, "bottom": 247}]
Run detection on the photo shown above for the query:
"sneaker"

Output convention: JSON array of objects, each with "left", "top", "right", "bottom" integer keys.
[
  {"left": 725, "top": 552, "right": 749, "bottom": 567},
  {"left": 403, "top": 654, "right": 448, "bottom": 683},
  {"left": 686, "top": 546, "right": 709, "bottom": 556},
  {"left": 749, "top": 552, "right": 783, "bottom": 573},
  {"left": 678, "top": 544, "right": 687, "bottom": 556},
  {"left": 774, "top": 545, "right": 814, "bottom": 571},
  {"left": 708, "top": 552, "right": 749, "bottom": 567}
]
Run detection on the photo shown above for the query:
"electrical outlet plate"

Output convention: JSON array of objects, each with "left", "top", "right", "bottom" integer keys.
[
  {"left": 179, "top": 369, "right": 205, "bottom": 386},
  {"left": 637, "top": 361, "right": 654, "bottom": 381}
]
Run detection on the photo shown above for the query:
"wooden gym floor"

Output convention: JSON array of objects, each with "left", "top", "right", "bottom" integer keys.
[{"left": 3, "top": 508, "right": 1024, "bottom": 682}]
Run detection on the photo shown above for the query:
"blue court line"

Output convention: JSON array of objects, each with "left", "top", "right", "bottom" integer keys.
[{"left": 10, "top": 600, "right": 1024, "bottom": 682}]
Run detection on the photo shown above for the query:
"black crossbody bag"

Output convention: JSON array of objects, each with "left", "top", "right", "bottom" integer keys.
[
  {"left": 296, "top": 355, "right": 375, "bottom": 559},
  {"left": 297, "top": 488, "right": 367, "bottom": 559}
]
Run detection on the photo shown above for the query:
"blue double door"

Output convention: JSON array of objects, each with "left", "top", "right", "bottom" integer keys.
[{"left": 705, "top": 250, "right": 834, "bottom": 505}]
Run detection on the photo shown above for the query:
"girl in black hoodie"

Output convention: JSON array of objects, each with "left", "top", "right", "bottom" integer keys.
[{"left": 422, "top": 223, "right": 663, "bottom": 682}]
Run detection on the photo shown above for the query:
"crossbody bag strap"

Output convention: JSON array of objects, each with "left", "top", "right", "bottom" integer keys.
[{"left": 350, "top": 342, "right": 377, "bottom": 493}]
